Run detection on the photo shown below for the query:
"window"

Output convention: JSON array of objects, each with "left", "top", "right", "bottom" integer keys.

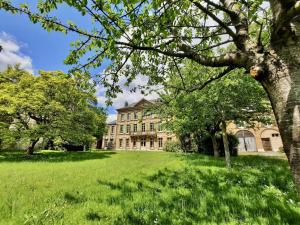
[
  {"left": 158, "top": 123, "right": 162, "bottom": 131},
  {"left": 150, "top": 138, "right": 154, "bottom": 148},
  {"left": 167, "top": 137, "right": 172, "bottom": 142},
  {"left": 272, "top": 133, "right": 279, "bottom": 137},
  {"left": 142, "top": 123, "right": 145, "bottom": 132},
  {"left": 126, "top": 139, "right": 130, "bottom": 148},
  {"left": 158, "top": 138, "right": 163, "bottom": 148},
  {"left": 127, "top": 113, "right": 131, "bottom": 121},
  {"left": 120, "top": 125, "right": 124, "bottom": 134},
  {"left": 121, "top": 114, "right": 125, "bottom": 121},
  {"left": 150, "top": 123, "right": 154, "bottom": 131},
  {"left": 134, "top": 112, "right": 138, "bottom": 120},
  {"left": 134, "top": 124, "right": 137, "bottom": 132},
  {"left": 119, "top": 139, "right": 123, "bottom": 148},
  {"left": 126, "top": 124, "right": 131, "bottom": 133},
  {"left": 111, "top": 126, "right": 114, "bottom": 134},
  {"left": 104, "top": 139, "right": 108, "bottom": 147},
  {"left": 133, "top": 139, "right": 137, "bottom": 148},
  {"left": 141, "top": 138, "right": 146, "bottom": 147}
]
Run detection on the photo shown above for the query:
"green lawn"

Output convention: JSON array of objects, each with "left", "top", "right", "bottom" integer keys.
[{"left": 0, "top": 151, "right": 299, "bottom": 225}]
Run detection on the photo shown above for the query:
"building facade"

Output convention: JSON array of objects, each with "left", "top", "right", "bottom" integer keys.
[
  {"left": 103, "top": 98, "right": 284, "bottom": 152},
  {"left": 102, "top": 98, "right": 176, "bottom": 150},
  {"left": 227, "top": 122, "right": 283, "bottom": 152}
]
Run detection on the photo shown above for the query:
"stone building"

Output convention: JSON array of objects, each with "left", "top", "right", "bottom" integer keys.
[
  {"left": 102, "top": 98, "right": 176, "bottom": 150},
  {"left": 103, "top": 98, "right": 284, "bottom": 152},
  {"left": 227, "top": 122, "right": 283, "bottom": 152}
]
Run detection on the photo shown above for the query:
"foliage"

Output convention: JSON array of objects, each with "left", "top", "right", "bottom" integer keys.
[
  {"left": 163, "top": 140, "right": 182, "bottom": 152},
  {"left": 0, "top": 66, "right": 106, "bottom": 151},
  {"left": 0, "top": 0, "right": 279, "bottom": 99},
  {"left": 197, "top": 133, "right": 239, "bottom": 157},
  {"left": 161, "top": 60, "right": 271, "bottom": 132},
  {"left": 158, "top": 61, "right": 271, "bottom": 161},
  {"left": 0, "top": 150, "right": 299, "bottom": 224}
]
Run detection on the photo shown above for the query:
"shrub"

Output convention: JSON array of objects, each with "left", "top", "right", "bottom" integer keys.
[
  {"left": 197, "top": 133, "right": 238, "bottom": 156},
  {"left": 163, "top": 140, "right": 183, "bottom": 152}
]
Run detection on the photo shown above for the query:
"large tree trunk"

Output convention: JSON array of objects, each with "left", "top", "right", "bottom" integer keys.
[
  {"left": 260, "top": 34, "right": 300, "bottom": 194},
  {"left": 27, "top": 138, "right": 39, "bottom": 155},
  {"left": 211, "top": 133, "right": 220, "bottom": 157},
  {"left": 221, "top": 120, "right": 231, "bottom": 168}
]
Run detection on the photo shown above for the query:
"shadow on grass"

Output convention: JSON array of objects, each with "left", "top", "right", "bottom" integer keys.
[
  {"left": 0, "top": 150, "right": 116, "bottom": 163},
  {"left": 93, "top": 155, "right": 300, "bottom": 225}
]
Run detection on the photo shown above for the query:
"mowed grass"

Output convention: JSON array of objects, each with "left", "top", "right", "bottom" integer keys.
[{"left": 0, "top": 151, "right": 299, "bottom": 225}]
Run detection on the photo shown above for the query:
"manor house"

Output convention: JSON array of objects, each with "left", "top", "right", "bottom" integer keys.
[{"left": 102, "top": 98, "right": 283, "bottom": 152}]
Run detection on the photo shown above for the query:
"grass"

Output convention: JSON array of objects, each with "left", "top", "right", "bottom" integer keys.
[{"left": 0, "top": 150, "right": 299, "bottom": 225}]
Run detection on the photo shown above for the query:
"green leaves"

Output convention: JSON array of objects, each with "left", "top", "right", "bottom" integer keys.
[
  {"left": 0, "top": 67, "right": 106, "bottom": 149},
  {"left": 160, "top": 60, "right": 272, "bottom": 137}
]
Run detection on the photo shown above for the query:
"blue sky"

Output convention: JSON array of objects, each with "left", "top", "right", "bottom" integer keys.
[{"left": 0, "top": 3, "right": 157, "bottom": 121}]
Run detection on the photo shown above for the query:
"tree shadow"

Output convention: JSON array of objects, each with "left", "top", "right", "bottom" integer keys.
[
  {"left": 92, "top": 156, "right": 300, "bottom": 225},
  {"left": 177, "top": 153, "right": 227, "bottom": 168},
  {"left": 0, "top": 150, "right": 116, "bottom": 163}
]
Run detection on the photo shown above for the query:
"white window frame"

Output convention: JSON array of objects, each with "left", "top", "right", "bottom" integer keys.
[
  {"left": 121, "top": 114, "right": 125, "bottom": 121},
  {"left": 126, "top": 124, "right": 130, "bottom": 133},
  {"left": 150, "top": 138, "right": 154, "bottom": 148},
  {"left": 127, "top": 113, "right": 131, "bottom": 121},
  {"left": 150, "top": 123, "right": 154, "bottom": 131},
  {"left": 141, "top": 137, "right": 146, "bottom": 147},
  {"left": 158, "top": 138, "right": 163, "bottom": 148},
  {"left": 111, "top": 126, "right": 114, "bottom": 134},
  {"left": 133, "top": 124, "right": 137, "bottom": 132}
]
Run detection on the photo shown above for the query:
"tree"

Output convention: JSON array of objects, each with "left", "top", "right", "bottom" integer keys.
[
  {"left": 0, "top": 66, "right": 106, "bottom": 154},
  {"left": 1, "top": 0, "right": 300, "bottom": 193},
  {"left": 160, "top": 61, "right": 271, "bottom": 167}
]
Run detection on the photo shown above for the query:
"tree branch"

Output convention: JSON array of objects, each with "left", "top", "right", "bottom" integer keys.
[
  {"left": 220, "top": 0, "right": 249, "bottom": 51},
  {"left": 166, "top": 67, "right": 235, "bottom": 93},
  {"left": 190, "top": 0, "right": 237, "bottom": 41},
  {"left": 275, "top": 1, "right": 300, "bottom": 33}
]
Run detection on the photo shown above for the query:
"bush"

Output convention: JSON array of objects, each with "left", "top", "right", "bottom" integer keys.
[
  {"left": 163, "top": 140, "right": 183, "bottom": 152},
  {"left": 197, "top": 133, "right": 238, "bottom": 157}
]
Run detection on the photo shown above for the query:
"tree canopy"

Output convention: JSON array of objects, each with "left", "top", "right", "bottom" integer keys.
[
  {"left": 159, "top": 60, "right": 271, "bottom": 165},
  {"left": 0, "top": 0, "right": 276, "bottom": 96},
  {"left": 0, "top": 66, "right": 106, "bottom": 153}
]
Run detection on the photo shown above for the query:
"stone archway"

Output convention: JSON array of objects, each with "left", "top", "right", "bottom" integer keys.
[
  {"left": 235, "top": 130, "right": 257, "bottom": 152},
  {"left": 260, "top": 129, "right": 283, "bottom": 152}
]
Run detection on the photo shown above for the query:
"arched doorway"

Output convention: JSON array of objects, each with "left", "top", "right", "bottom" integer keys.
[
  {"left": 260, "top": 129, "right": 283, "bottom": 152},
  {"left": 236, "top": 130, "right": 257, "bottom": 152}
]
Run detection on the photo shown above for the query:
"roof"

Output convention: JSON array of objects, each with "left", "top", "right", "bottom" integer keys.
[
  {"left": 116, "top": 98, "right": 161, "bottom": 111},
  {"left": 107, "top": 120, "right": 117, "bottom": 125}
]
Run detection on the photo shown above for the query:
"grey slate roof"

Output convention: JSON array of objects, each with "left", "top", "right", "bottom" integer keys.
[
  {"left": 116, "top": 98, "right": 161, "bottom": 110},
  {"left": 107, "top": 120, "right": 117, "bottom": 125}
]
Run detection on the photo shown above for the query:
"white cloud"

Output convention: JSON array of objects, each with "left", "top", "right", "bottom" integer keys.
[
  {"left": 0, "top": 32, "right": 33, "bottom": 73},
  {"left": 97, "top": 74, "right": 160, "bottom": 109}
]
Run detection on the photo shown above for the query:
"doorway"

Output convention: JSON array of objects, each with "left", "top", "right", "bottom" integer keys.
[
  {"left": 140, "top": 137, "right": 146, "bottom": 150},
  {"left": 261, "top": 138, "right": 272, "bottom": 151},
  {"left": 236, "top": 130, "right": 257, "bottom": 151}
]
